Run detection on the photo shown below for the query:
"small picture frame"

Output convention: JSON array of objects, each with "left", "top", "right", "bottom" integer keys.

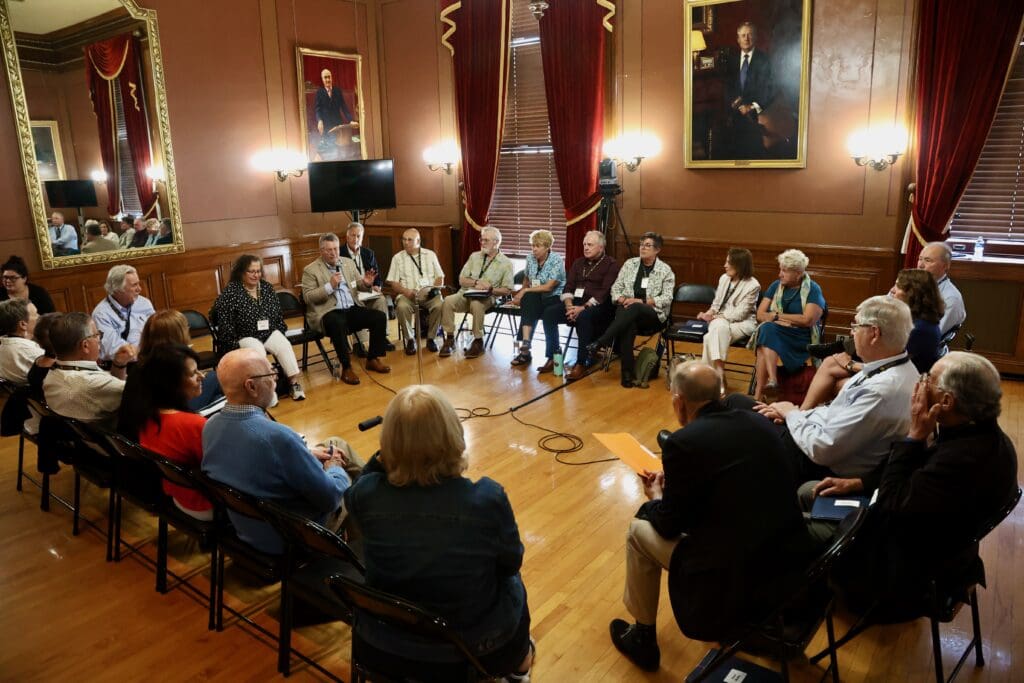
[
  {"left": 699, "top": 55, "right": 716, "bottom": 70},
  {"left": 30, "top": 120, "right": 65, "bottom": 181}
]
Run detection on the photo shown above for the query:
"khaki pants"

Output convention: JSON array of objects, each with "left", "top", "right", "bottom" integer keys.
[
  {"left": 318, "top": 435, "right": 366, "bottom": 533},
  {"left": 701, "top": 317, "right": 757, "bottom": 364},
  {"left": 239, "top": 330, "right": 300, "bottom": 378},
  {"left": 355, "top": 293, "right": 389, "bottom": 348},
  {"left": 395, "top": 293, "right": 444, "bottom": 341},
  {"left": 623, "top": 518, "right": 680, "bottom": 625},
  {"left": 440, "top": 291, "right": 495, "bottom": 340}
]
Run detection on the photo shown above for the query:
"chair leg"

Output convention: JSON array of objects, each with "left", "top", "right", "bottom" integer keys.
[
  {"left": 73, "top": 472, "right": 81, "bottom": 536},
  {"left": 16, "top": 433, "right": 25, "bottom": 492},
  {"left": 41, "top": 472, "right": 50, "bottom": 511},
  {"left": 207, "top": 544, "right": 218, "bottom": 631},
  {"left": 216, "top": 550, "right": 226, "bottom": 631},
  {"left": 970, "top": 588, "right": 984, "bottom": 666},
  {"left": 315, "top": 338, "right": 333, "bottom": 373},
  {"left": 825, "top": 608, "right": 840, "bottom": 683},
  {"left": 156, "top": 518, "right": 168, "bottom": 593},
  {"left": 278, "top": 576, "right": 292, "bottom": 675},
  {"left": 105, "top": 489, "right": 115, "bottom": 561},
  {"left": 112, "top": 492, "right": 123, "bottom": 562},
  {"left": 931, "top": 617, "right": 944, "bottom": 683}
]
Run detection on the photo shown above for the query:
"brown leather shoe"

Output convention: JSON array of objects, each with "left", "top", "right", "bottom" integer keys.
[
  {"left": 567, "top": 364, "right": 586, "bottom": 381},
  {"left": 337, "top": 367, "right": 360, "bottom": 385},
  {"left": 464, "top": 338, "right": 485, "bottom": 358},
  {"left": 536, "top": 358, "right": 554, "bottom": 374},
  {"left": 404, "top": 339, "right": 417, "bottom": 355},
  {"left": 439, "top": 335, "right": 455, "bottom": 357},
  {"left": 366, "top": 357, "right": 391, "bottom": 373}
]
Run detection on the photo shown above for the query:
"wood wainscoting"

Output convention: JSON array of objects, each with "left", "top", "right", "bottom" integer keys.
[{"left": 29, "top": 221, "right": 454, "bottom": 318}]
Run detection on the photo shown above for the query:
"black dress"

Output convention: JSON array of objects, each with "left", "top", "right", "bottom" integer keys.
[
  {"left": 0, "top": 282, "right": 56, "bottom": 314},
  {"left": 208, "top": 280, "right": 287, "bottom": 352}
]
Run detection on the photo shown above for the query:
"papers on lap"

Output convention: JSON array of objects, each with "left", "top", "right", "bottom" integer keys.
[
  {"left": 357, "top": 291, "right": 381, "bottom": 302},
  {"left": 464, "top": 288, "right": 491, "bottom": 298},
  {"left": 594, "top": 432, "right": 662, "bottom": 474}
]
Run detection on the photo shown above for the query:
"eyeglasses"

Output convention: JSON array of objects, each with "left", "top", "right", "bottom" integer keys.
[
  {"left": 81, "top": 331, "right": 102, "bottom": 341},
  {"left": 1, "top": 275, "right": 23, "bottom": 281},
  {"left": 248, "top": 372, "right": 277, "bottom": 381},
  {"left": 639, "top": 242, "right": 657, "bottom": 249},
  {"left": 849, "top": 321, "right": 876, "bottom": 332},
  {"left": 245, "top": 269, "right": 262, "bottom": 275}
]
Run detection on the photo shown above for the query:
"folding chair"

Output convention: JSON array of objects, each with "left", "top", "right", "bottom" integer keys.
[
  {"left": 276, "top": 290, "right": 335, "bottom": 373},
  {"left": 181, "top": 309, "right": 219, "bottom": 370}
]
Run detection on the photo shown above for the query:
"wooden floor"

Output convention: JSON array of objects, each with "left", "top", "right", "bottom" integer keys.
[{"left": 1, "top": 324, "right": 1022, "bottom": 682}]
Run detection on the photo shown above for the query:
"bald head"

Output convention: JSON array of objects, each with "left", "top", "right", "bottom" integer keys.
[
  {"left": 402, "top": 228, "right": 422, "bottom": 254},
  {"left": 671, "top": 361, "right": 723, "bottom": 402},
  {"left": 218, "top": 348, "right": 275, "bottom": 407}
]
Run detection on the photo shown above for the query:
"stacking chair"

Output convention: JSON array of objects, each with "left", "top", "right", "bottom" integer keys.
[
  {"left": 181, "top": 309, "right": 219, "bottom": 370},
  {"left": 483, "top": 270, "right": 526, "bottom": 349},
  {"left": 327, "top": 573, "right": 500, "bottom": 683},
  {"left": 257, "top": 499, "right": 364, "bottom": 675},
  {"left": 687, "top": 506, "right": 870, "bottom": 683},
  {"left": 808, "top": 487, "right": 1022, "bottom": 683},
  {"left": 276, "top": 290, "right": 334, "bottom": 373},
  {"left": 0, "top": 377, "right": 42, "bottom": 493},
  {"left": 59, "top": 417, "right": 119, "bottom": 561}
]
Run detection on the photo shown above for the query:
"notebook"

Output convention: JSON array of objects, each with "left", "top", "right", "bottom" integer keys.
[{"left": 810, "top": 495, "right": 871, "bottom": 521}]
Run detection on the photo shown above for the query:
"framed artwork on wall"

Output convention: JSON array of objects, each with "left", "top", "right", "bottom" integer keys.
[
  {"left": 685, "top": 0, "right": 812, "bottom": 168},
  {"left": 30, "top": 120, "right": 66, "bottom": 181},
  {"left": 296, "top": 48, "right": 367, "bottom": 162}
]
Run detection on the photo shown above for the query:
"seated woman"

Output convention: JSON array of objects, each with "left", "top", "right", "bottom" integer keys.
[
  {"left": 510, "top": 229, "right": 566, "bottom": 369},
  {"left": 0, "top": 255, "right": 56, "bottom": 313},
  {"left": 0, "top": 299, "right": 42, "bottom": 385},
  {"left": 750, "top": 249, "right": 825, "bottom": 400},
  {"left": 344, "top": 385, "right": 534, "bottom": 680},
  {"left": 138, "top": 309, "right": 223, "bottom": 411},
  {"left": 697, "top": 247, "right": 760, "bottom": 383},
  {"left": 118, "top": 344, "right": 212, "bottom": 521},
  {"left": 209, "top": 255, "right": 305, "bottom": 400},
  {"left": 589, "top": 232, "right": 675, "bottom": 388},
  {"left": 800, "top": 268, "right": 943, "bottom": 410},
  {"left": 27, "top": 313, "right": 61, "bottom": 400}
]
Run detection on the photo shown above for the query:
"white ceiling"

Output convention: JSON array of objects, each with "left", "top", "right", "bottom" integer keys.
[{"left": 8, "top": 0, "right": 122, "bottom": 35}]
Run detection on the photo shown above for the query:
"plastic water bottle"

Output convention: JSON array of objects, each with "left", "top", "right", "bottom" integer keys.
[
  {"left": 974, "top": 236, "right": 985, "bottom": 259},
  {"left": 553, "top": 347, "right": 564, "bottom": 377}
]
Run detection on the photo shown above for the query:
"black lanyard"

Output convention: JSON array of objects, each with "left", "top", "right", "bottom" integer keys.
[
  {"left": 347, "top": 247, "right": 363, "bottom": 274},
  {"left": 581, "top": 255, "right": 605, "bottom": 281},
  {"left": 478, "top": 255, "right": 494, "bottom": 279},
  {"left": 106, "top": 297, "right": 133, "bottom": 340},
  {"left": 411, "top": 250, "right": 424, "bottom": 277},
  {"left": 850, "top": 355, "right": 912, "bottom": 388}
]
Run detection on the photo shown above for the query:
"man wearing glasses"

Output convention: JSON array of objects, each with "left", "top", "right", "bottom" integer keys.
[
  {"left": 43, "top": 312, "right": 134, "bottom": 431},
  {"left": 438, "top": 226, "right": 514, "bottom": 359},
  {"left": 733, "top": 295, "right": 919, "bottom": 496}
]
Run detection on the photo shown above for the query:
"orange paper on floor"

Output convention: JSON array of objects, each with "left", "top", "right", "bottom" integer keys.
[{"left": 593, "top": 432, "right": 663, "bottom": 474}]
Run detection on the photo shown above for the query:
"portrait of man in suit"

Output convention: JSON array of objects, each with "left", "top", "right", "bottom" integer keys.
[
  {"left": 298, "top": 50, "right": 365, "bottom": 162},
  {"left": 722, "top": 22, "right": 774, "bottom": 160}
]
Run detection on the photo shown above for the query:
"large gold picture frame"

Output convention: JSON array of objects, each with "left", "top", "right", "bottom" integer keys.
[
  {"left": 296, "top": 48, "right": 367, "bottom": 163},
  {"left": 685, "top": 0, "right": 812, "bottom": 168}
]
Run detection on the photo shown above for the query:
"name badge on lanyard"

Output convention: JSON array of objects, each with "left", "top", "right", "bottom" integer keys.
[
  {"left": 419, "top": 277, "right": 430, "bottom": 287},
  {"left": 574, "top": 287, "right": 585, "bottom": 298},
  {"left": 640, "top": 277, "right": 650, "bottom": 289},
  {"left": 257, "top": 319, "right": 270, "bottom": 332},
  {"left": 350, "top": 280, "right": 359, "bottom": 290}
]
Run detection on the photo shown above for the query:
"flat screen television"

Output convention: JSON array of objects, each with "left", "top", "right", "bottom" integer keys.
[
  {"left": 308, "top": 159, "right": 396, "bottom": 213},
  {"left": 44, "top": 180, "right": 98, "bottom": 208}
]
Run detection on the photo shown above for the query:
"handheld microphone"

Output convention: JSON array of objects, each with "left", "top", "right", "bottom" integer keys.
[{"left": 358, "top": 415, "right": 383, "bottom": 431}]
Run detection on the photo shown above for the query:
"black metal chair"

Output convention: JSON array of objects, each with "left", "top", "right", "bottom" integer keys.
[
  {"left": 809, "top": 486, "right": 1022, "bottom": 683},
  {"left": 0, "top": 377, "right": 42, "bottom": 494},
  {"left": 483, "top": 270, "right": 526, "bottom": 350},
  {"left": 687, "top": 506, "right": 870, "bottom": 683},
  {"left": 181, "top": 309, "right": 219, "bottom": 370},
  {"left": 104, "top": 434, "right": 218, "bottom": 626},
  {"left": 276, "top": 290, "right": 335, "bottom": 373},
  {"left": 257, "top": 498, "right": 364, "bottom": 675},
  {"left": 938, "top": 323, "right": 975, "bottom": 355},
  {"left": 326, "top": 573, "right": 500, "bottom": 683},
  {"left": 59, "top": 417, "right": 120, "bottom": 561}
]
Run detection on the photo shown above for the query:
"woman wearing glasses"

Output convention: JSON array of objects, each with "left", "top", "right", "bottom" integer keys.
[
  {"left": 0, "top": 255, "right": 56, "bottom": 314},
  {"left": 118, "top": 344, "right": 213, "bottom": 520},
  {"left": 209, "top": 254, "right": 305, "bottom": 400}
]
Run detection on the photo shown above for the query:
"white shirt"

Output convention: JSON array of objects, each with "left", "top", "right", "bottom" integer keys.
[
  {"left": 0, "top": 336, "right": 44, "bottom": 385},
  {"left": 92, "top": 295, "right": 156, "bottom": 360},
  {"left": 386, "top": 248, "right": 444, "bottom": 291},
  {"left": 937, "top": 275, "right": 966, "bottom": 335},
  {"left": 43, "top": 360, "right": 125, "bottom": 429},
  {"left": 784, "top": 352, "right": 918, "bottom": 478},
  {"left": 49, "top": 224, "right": 79, "bottom": 251}
]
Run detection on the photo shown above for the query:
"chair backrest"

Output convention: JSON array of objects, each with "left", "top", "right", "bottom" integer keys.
[
  {"left": 181, "top": 309, "right": 212, "bottom": 339},
  {"left": 675, "top": 283, "right": 716, "bottom": 305},
  {"left": 513, "top": 270, "right": 525, "bottom": 285},
  {"left": 0, "top": 375, "right": 19, "bottom": 397},
  {"left": 257, "top": 498, "right": 366, "bottom": 574},
  {"left": 277, "top": 290, "right": 302, "bottom": 318},
  {"left": 202, "top": 475, "right": 266, "bottom": 521},
  {"left": 63, "top": 416, "right": 118, "bottom": 461},
  {"left": 106, "top": 432, "right": 203, "bottom": 494},
  {"left": 971, "top": 486, "right": 1021, "bottom": 544},
  {"left": 939, "top": 323, "right": 961, "bottom": 347},
  {"left": 326, "top": 573, "right": 490, "bottom": 676}
]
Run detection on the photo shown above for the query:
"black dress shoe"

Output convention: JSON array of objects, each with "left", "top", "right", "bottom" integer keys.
[
  {"left": 609, "top": 619, "right": 660, "bottom": 672},
  {"left": 656, "top": 429, "right": 672, "bottom": 450},
  {"left": 426, "top": 338, "right": 439, "bottom": 353},
  {"left": 620, "top": 371, "right": 635, "bottom": 388},
  {"left": 807, "top": 339, "right": 846, "bottom": 359},
  {"left": 385, "top": 340, "right": 396, "bottom": 352},
  {"left": 353, "top": 341, "right": 367, "bottom": 358}
]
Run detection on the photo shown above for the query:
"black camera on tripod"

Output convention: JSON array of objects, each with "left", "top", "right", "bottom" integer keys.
[{"left": 598, "top": 158, "right": 622, "bottom": 198}]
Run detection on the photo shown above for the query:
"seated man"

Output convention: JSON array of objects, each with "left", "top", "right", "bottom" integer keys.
[
  {"left": 302, "top": 232, "right": 391, "bottom": 385},
  {"left": 540, "top": 230, "right": 620, "bottom": 379},
  {"left": 341, "top": 221, "right": 394, "bottom": 354},
  {"left": 91, "top": 264, "right": 154, "bottom": 363},
  {"left": 735, "top": 296, "right": 919, "bottom": 492},
  {"left": 43, "top": 312, "right": 133, "bottom": 431},
  {"left": 0, "top": 299, "right": 42, "bottom": 384},
  {"left": 81, "top": 221, "right": 118, "bottom": 253},
  {"left": 156, "top": 218, "right": 174, "bottom": 245},
  {"left": 438, "top": 226, "right": 514, "bottom": 359},
  {"left": 917, "top": 241, "right": 966, "bottom": 337},
  {"left": 49, "top": 211, "right": 79, "bottom": 255},
  {"left": 609, "top": 361, "right": 813, "bottom": 672},
  {"left": 386, "top": 228, "right": 445, "bottom": 355},
  {"left": 202, "top": 348, "right": 360, "bottom": 555},
  {"left": 813, "top": 352, "right": 1017, "bottom": 617}
]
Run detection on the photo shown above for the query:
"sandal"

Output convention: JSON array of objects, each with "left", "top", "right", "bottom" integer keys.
[{"left": 510, "top": 351, "right": 533, "bottom": 367}]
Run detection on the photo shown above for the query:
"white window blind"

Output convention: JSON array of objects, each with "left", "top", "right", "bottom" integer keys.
[{"left": 112, "top": 79, "right": 143, "bottom": 216}]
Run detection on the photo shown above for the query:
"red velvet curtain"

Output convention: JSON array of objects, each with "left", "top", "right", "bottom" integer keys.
[
  {"left": 440, "top": 0, "right": 512, "bottom": 263},
  {"left": 903, "top": 1, "right": 1024, "bottom": 266},
  {"left": 540, "top": 1, "right": 613, "bottom": 266},
  {"left": 86, "top": 35, "right": 159, "bottom": 217}
]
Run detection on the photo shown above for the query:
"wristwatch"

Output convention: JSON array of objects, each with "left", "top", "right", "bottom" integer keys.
[
  {"left": 773, "top": 312, "right": 779, "bottom": 322},
  {"left": 845, "top": 360, "right": 856, "bottom": 373}
]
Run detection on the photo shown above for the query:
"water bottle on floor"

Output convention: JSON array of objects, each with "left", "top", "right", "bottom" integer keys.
[{"left": 553, "top": 347, "right": 564, "bottom": 377}]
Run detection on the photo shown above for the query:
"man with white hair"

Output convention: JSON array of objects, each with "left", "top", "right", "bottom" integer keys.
[
  {"left": 737, "top": 295, "right": 920, "bottom": 488},
  {"left": 917, "top": 241, "right": 966, "bottom": 335},
  {"left": 91, "top": 264, "right": 155, "bottom": 362},
  {"left": 341, "top": 221, "right": 393, "bottom": 354},
  {"left": 813, "top": 352, "right": 1017, "bottom": 616},
  {"left": 438, "top": 226, "right": 514, "bottom": 358}
]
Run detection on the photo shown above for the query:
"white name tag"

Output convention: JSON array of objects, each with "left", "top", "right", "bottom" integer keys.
[
  {"left": 640, "top": 277, "right": 650, "bottom": 289},
  {"left": 419, "top": 277, "right": 429, "bottom": 287},
  {"left": 256, "top": 319, "right": 270, "bottom": 331},
  {"left": 574, "top": 287, "right": 585, "bottom": 298},
  {"left": 350, "top": 280, "right": 359, "bottom": 290}
]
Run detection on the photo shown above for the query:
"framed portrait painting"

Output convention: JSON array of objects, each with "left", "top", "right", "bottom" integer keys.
[
  {"left": 685, "top": 0, "right": 812, "bottom": 168},
  {"left": 297, "top": 48, "right": 367, "bottom": 162},
  {"left": 30, "top": 120, "right": 66, "bottom": 181}
]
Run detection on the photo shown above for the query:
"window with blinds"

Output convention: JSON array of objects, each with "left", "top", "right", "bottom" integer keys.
[
  {"left": 112, "top": 79, "right": 143, "bottom": 216},
  {"left": 488, "top": 1, "right": 564, "bottom": 257},
  {"left": 949, "top": 40, "right": 1024, "bottom": 243}
]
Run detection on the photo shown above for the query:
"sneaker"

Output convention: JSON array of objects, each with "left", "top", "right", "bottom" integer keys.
[
  {"left": 290, "top": 383, "right": 306, "bottom": 401},
  {"left": 609, "top": 619, "right": 660, "bottom": 672}
]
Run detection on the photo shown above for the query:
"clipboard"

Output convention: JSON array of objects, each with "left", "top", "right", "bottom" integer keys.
[{"left": 593, "top": 433, "right": 662, "bottom": 474}]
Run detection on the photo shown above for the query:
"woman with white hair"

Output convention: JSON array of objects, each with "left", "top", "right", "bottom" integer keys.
[
  {"left": 510, "top": 229, "right": 565, "bottom": 367},
  {"left": 344, "top": 384, "right": 534, "bottom": 680},
  {"left": 748, "top": 249, "right": 825, "bottom": 399}
]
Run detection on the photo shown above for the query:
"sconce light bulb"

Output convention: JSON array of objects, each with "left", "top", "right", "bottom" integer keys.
[
  {"left": 90, "top": 169, "right": 108, "bottom": 183},
  {"left": 423, "top": 140, "right": 460, "bottom": 173},
  {"left": 145, "top": 165, "right": 166, "bottom": 182},
  {"left": 251, "top": 149, "right": 308, "bottom": 179}
]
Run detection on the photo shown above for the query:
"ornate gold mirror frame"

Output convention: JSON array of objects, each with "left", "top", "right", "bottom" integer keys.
[{"left": 0, "top": 0, "right": 184, "bottom": 269}]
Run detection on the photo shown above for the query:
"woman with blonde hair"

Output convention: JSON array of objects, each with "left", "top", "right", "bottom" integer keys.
[
  {"left": 510, "top": 229, "right": 566, "bottom": 368},
  {"left": 344, "top": 384, "right": 535, "bottom": 680}
]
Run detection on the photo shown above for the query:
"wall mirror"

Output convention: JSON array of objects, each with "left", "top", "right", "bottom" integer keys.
[{"left": 0, "top": 0, "right": 183, "bottom": 269}]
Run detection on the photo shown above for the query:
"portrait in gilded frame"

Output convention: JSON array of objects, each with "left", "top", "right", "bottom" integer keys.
[
  {"left": 31, "top": 120, "right": 66, "bottom": 181},
  {"left": 297, "top": 48, "right": 367, "bottom": 162},
  {"left": 685, "top": 0, "right": 811, "bottom": 168}
]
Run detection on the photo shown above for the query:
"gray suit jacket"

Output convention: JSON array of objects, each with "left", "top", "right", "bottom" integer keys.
[{"left": 301, "top": 257, "right": 371, "bottom": 333}]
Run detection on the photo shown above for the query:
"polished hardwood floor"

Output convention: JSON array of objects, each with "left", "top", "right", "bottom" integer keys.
[{"left": 1, "top": 325, "right": 1021, "bottom": 681}]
